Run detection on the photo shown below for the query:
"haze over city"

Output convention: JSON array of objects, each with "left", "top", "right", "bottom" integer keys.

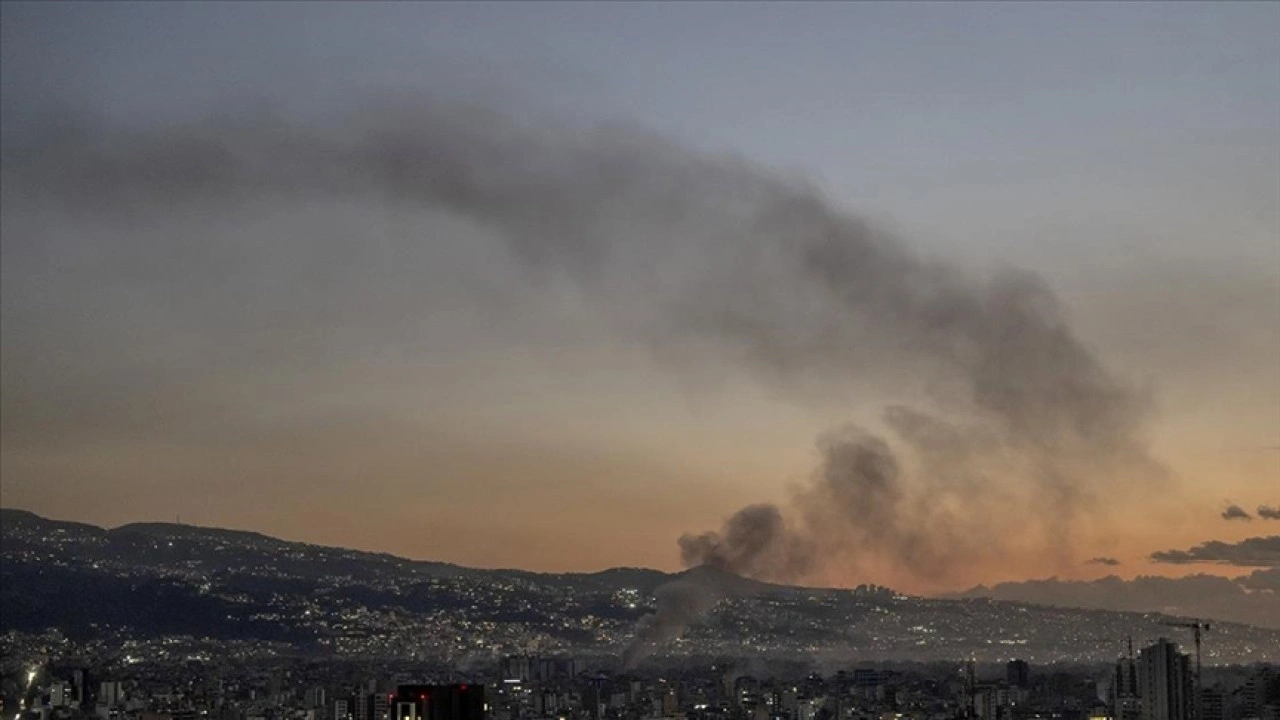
[{"left": 2, "top": 0, "right": 1277, "bottom": 612}]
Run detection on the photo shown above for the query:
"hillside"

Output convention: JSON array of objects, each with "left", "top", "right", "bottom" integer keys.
[{"left": 3, "top": 508, "right": 1276, "bottom": 665}]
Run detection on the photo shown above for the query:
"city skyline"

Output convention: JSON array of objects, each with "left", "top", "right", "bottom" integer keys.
[{"left": 2, "top": 1, "right": 1278, "bottom": 599}]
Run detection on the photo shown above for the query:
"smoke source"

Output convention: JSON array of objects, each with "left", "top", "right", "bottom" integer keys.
[
  {"left": 621, "top": 581, "right": 720, "bottom": 668},
  {"left": 2, "top": 95, "right": 1166, "bottom": 656}
]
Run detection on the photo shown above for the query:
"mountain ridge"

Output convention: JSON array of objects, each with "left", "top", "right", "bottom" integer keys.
[
  {"left": 4, "top": 507, "right": 1278, "bottom": 664},
  {"left": 0, "top": 507, "right": 836, "bottom": 591}
]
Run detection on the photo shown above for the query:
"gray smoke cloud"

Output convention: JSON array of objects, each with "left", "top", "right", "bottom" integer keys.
[
  {"left": 2, "top": 95, "right": 1165, "bottom": 654},
  {"left": 1259, "top": 506, "right": 1280, "bottom": 520},
  {"left": 621, "top": 580, "right": 721, "bottom": 669},
  {"left": 1223, "top": 504, "right": 1254, "bottom": 521},
  {"left": 678, "top": 504, "right": 814, "bottom": 583}
]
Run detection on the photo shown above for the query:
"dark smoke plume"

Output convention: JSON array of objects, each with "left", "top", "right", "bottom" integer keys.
[
  {"left": 2, "top": 95, "right": 1165, "bottom": 654},
  {"left": 621, "top": 581, "right": 720, "bottom": 668},
  {"left": 678, "top": 504, "right": 814, "bottom": 582}
]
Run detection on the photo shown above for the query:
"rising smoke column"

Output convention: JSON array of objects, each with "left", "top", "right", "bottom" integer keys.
[
  {"left": 2, "top": 96, "right": 1166, "bottom": 649},
  {"left": 620, "top": 581, "right": 721, "bottom": 668},
  {"left": 677, "top": 504, "right": 814, "bottom": 582}
]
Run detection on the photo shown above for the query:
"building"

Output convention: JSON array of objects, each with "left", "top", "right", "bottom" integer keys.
[
  {"left": 99, "top": 682, "right": 125, "bottom": 709},
  {"left": 501, "top": 657, "right": 530, "bottom": 684},
  {"left": 1114, "top": 651, "right": 1141, "bottom": 720},
  {"left": 392, "top": 685, "right": 484, "bottom": 720},
  {"left": 974, "top": 686, "right": 998, "bottom": 720},
  {"left": 1007, "top": 661, "right": 1030, "bottom": 690},
  {"left": 51, "top": 681, "right": 75, "bottom": 708},
  {"left": 582, "top": 681, "right": 603, "bottom": 720},
  {"left": 1244, "top": 667, "right": 1280, "bottom": 720},
  {"left": 357, "top": 692, "right": 390, "bottom": 720},
  {"left": 533, "top": 658, "right": 577, "bottom": 683},
  {"left": 1137, "top": 638, "right": 1191, "bottom": 720},
  {"left": 660, "top": 688, "right": 679, "bottom": 717},
  {"left": 1198, "top": 686, "right": 1224, "bottom": 720}
]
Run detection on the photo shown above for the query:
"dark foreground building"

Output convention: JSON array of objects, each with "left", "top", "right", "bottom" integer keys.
[{"left": 392, "top": 684, "right": 485, "bottom": 720}]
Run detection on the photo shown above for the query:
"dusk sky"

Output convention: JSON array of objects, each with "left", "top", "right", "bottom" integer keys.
[{"left": 1, "top": 1, "right": 1277, "bottom": 595}]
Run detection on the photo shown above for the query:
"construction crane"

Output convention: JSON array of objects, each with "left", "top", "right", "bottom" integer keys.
[
  {"left": 1163, "top": 619, "right": 1211, "bottom": 720},
  {"left": 966, "top": 659, "right": 976, "bottom": 720}
]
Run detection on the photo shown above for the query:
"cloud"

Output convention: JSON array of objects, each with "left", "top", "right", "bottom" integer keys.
[
  {"left": 1088, "top": 556, "right": 1121, "bottom": 566},
  {"left": 959, "top": 570, "right": 1279, "bottom": 629},
  {"left": 1222, "top": 504, "right": 1253, "bottom": 521},
  {"left": 1237, "top": 567, "right": 1280, "bottom": 592},
  {"left": 1, "top": 97, "right": 1168, "bottom": 598},
  {"left": 1149, "top": 536, "right": 1280, "bottom": 567},
  {"left": 1259, "top": 506, "right": 1280, "bottom": 520}
]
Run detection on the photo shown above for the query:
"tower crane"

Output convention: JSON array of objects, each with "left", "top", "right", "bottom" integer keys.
[{"left": 1162, "top": 619, "right": 1211, "bottom": 720}]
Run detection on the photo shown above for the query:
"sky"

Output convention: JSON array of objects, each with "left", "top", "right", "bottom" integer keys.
[{"left": 1, "top": 1, "right": 1277, "bottom": 598}]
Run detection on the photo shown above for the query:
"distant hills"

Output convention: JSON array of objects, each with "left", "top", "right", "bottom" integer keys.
[
  {"left": 956, "top": 570, "right": 1280, "bottom": 630},
  {"left": 3, "top": 508, "right": 1277, "bottom": 665}
]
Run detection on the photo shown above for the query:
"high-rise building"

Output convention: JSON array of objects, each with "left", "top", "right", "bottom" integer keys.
[
  {"left": 661, "top": 688, "right": 679, "bottom": 717},
  {"left": 535, "top": 691, "right": 560, "bottom": 717},
  {"left": 582, "top": 681, "right": 603, "bottom": 720},
  {"left": 357, "top": 693, "right": 390, "bottom": 720},
  {"left": 1138, "top": 638, "right": 1191, "bottom": 720},
  {"left": 392, "top": 685, "right": 484, "bottom": 720},
  {"left": 973, "top": 686, "right": 998, "bottom": 720},
  {"left": 51, "top": 681, "right": 75, "bottom": 708},
  {"left": 501, "top": 657, "right": 531, "bottom": 684},
  {"left": 1198, "top": 686, "right": 1224, "bottom": 720},
  {"left": 533, "top": 658, "right": 577, "bottom": 683},
  {"left": 99, "top": 682, "right": 125, "bottom": 709},
  {"left": 1007, "top": 661, "right": 1031, "bottom": 690},
  {"left": 1244, "top": 668, "right": 1280, "bottom": 720},
  {"left": 1113, "top": 654, "right": 1141, "bottom": 720}
]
